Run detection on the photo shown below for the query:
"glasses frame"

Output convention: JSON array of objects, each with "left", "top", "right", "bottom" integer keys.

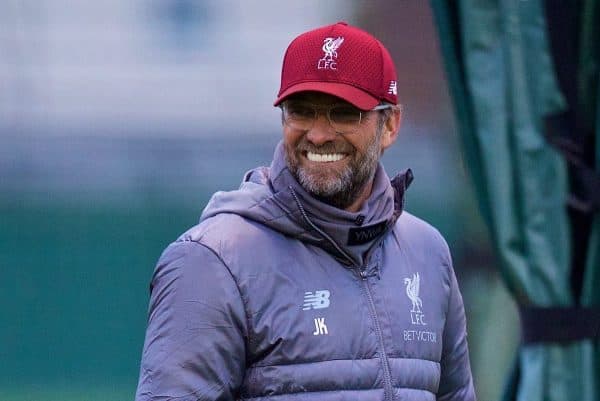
[{"left": 280, "top": 101, "right": 397, "bottom": 134}]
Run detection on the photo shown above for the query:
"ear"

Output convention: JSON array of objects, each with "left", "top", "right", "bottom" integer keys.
[{"left": 380, "top": 107, "right": 401, "bottom": 151}]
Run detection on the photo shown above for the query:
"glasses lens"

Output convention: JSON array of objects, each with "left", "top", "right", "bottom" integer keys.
[
  {"left": 329, "top": 105, "right": 362, "bottom": 126},
  {"left": 282, "top": 102, "right": 365, "bottom": 133},
  {"left": 284, "top": 103, "right": 315, "bottom": 129},
  {"left": 329, "top": 106, "right": 362, "bottom": 133}
]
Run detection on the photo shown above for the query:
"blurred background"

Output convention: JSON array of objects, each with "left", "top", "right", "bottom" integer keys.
[{"left": 0, "top": 1, "right": 519, "bottom": 400}]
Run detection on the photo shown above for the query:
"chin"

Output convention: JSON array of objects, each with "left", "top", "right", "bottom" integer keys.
[{"left": 298, "top": 168, "right": 349, "bottom": 197}]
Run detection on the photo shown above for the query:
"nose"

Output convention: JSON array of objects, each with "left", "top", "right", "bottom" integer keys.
[{"left": 305, "top": 114, "right": 337, "bottom": 145}]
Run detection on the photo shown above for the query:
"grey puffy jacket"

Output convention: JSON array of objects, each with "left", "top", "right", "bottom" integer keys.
[{"left": 136, "top": 143, "right": 476, "bottom": 401}]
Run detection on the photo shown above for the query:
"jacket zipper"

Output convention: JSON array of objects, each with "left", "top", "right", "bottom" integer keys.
[
  {"left": 289, "top": 187, "right": 394, "bottom": 399},
  {"left": 288, "top": 187, "right": 356, "bottom": 264},
  {"left": 360, "top": 269, "right": 393, "bottom": 401}
]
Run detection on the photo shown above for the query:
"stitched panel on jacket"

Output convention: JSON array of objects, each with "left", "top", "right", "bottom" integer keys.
[
  {"left": 242, "top": 358, "right": 382, "bottom": 398},
  {"left": 241, "top": 387, "right": 384, "bottom": 401},
  {"left": 388, "top": 357, "right": 440, "bottom": 394},
  {"left": 241, "top": 357, "right": 440, "bottom": 399},
  {"left": 394, "top": 387, "right": 436, "bottom": 401}
]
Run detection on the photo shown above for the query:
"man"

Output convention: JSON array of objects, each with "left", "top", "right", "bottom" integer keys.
[{"left": 136, "top": 22, "right": 475, "bottom": 401}]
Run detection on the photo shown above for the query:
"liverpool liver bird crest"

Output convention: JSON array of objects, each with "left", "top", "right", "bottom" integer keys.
[
  {"left": 404, "top": 273, "right": 423, "bottom": 313},
  {"left": 322, "top": 37, "right": 344, "bottom": 60}
]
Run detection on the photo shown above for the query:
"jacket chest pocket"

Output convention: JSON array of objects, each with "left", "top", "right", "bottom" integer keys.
[{"left": 245, "top": 281, "right": 380, "bottom": 366}]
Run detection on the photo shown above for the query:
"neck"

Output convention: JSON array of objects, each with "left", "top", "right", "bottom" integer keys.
[
  {"left": 312, "top": 179, "right": 373, "bottom": 212},
  {"left": 343, "top": 180, "right": 373, "bottom": 212}
]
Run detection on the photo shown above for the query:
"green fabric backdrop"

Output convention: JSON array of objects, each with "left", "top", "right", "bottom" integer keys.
[{"left": 430, "top": 0, "right": 599, "bottom": 399}]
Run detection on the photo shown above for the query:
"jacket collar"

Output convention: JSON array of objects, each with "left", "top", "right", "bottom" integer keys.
[{"left": 268, "top": 141, "right": 412, "bottom": 267}]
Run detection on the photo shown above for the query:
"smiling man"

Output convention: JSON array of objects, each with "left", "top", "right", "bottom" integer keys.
[
  {"left": 281, "top": 92, "right": 398, "bottom": 211},
  {"left": 136, "top": 22, "right": 475, "bottom": 401}
]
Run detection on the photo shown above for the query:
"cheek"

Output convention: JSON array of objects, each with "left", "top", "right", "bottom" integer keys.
[
  {"left": 283, "top": 129, "right": 302, "bottom": 164},
  {"left": 283, "top": 127, "right": 304, "bottom": 150},
  {"left": 352, "top": 123, "right": 382, "bottom": 154},
  {"left": 346, "top": 137, "right": 371, "bottom": 157}
]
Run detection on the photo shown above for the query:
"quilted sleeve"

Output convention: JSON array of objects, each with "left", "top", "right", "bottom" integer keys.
[
  {"left": 437, "top": 257, "right": 476, "bottom": 401},
  {"left": 135, "top": 240, "right": 248, "bottom": 401}
]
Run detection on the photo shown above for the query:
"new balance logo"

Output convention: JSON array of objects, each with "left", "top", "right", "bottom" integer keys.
[
  {"left": 302, "top": 290, "right": 330, "bottom": 310},
  {"left": 388, "top": 80, "right": 397, "bottom": 95}
]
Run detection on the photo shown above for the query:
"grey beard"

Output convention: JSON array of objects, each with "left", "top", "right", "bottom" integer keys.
[{"left": 286, "top": 129, "right": 383, "bottom": 210}]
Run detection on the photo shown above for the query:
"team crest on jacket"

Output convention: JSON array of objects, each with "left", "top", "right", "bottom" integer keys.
[
  {"left": 404, "top": 273, "right": 426, "bottom": 325},
  {"left": 318, "top": 37, "right": 344, "bottom": 70},
  {"left": 403, "top": 273, "right": 437, "bottom": 343}
]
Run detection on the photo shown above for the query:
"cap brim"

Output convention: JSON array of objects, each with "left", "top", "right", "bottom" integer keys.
[{"left": 273, "top": 82, "right": 379, "bottom": 110}]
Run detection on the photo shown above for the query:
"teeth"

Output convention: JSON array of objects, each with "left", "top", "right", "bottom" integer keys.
[{"left": 307, "top": 152, "right": 345, "bottom": 162}]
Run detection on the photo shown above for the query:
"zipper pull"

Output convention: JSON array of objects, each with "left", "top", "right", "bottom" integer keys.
[{"left": 359, "top": 269, "right": 368, "bottom": 280}]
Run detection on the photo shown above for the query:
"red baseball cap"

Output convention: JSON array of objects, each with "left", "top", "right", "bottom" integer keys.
[{"left": 274, "top": 22, "right": 398, "bottom": 110}]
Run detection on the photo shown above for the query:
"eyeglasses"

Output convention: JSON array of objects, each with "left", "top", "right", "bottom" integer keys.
[{"left": 280, "top": 101, "right": 395, "bottom": 134}]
